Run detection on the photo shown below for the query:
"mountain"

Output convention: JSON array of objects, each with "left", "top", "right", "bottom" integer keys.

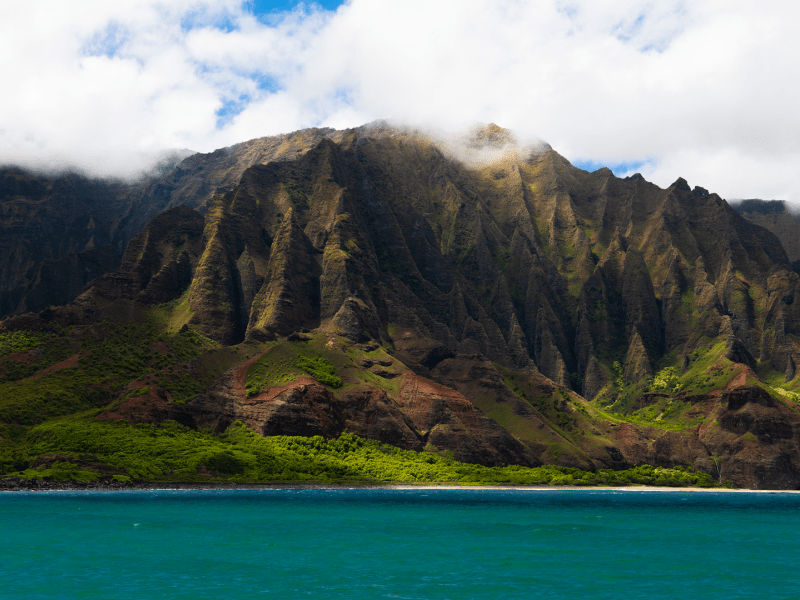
[
  {"left": 731, "top": 199, "right": 800, "bottom": 266},
  {"left": 0, "top": 129, "right": 344, "bottom": 319},
  {"left": 3, "top": 123, "right": 800, "bottom": 489}
]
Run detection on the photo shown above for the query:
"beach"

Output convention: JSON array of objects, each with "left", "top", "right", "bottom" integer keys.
[{"left": 2, "top": 475, "right": 796, "bottom": 492}]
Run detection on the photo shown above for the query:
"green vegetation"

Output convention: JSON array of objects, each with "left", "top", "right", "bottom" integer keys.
[
  {"left": 754, "top": 361, "right": 800, "bottom": 404},
  {"left": 497, "top": 367, "right": 589, "bottom": 444},
  {"left": 612, "top": 360, "right": 625, "bottom": 392},
  {"left": 679, "top": 288, "right": 698, "bottom": 326},
  {"left": 491, "top": 245, "right": 511, "bottom": 271},
  {"left": 295, "top": 355, "right": 342, "bottom": 388},
  {"left": 0, "top": 319, "right": 722, "bottom": 489},
  {"left": 245, "top": 351, "right": 343, "bottom": 399},
  {"left": 776, "top": 388, "right": 800, "bottom": 403},
  {"left": 593, "top": 342, "right": 736, "bottom": 430},
  {"left": 245, "top": 335, "right": 395, "bottom": 399},
  {"left": 245, "top": 347, "right": 300, "bottom": 397},
  {"left": 0, "top": 330, "right": 50, "bottom": 358},
  {"left": 650, "top": 366, "right": 681, "bottom": 393},
  {"left": 0, "top": 331, "right": 73, "bottom": 383},
  {"left": 1, "top": 419, "right": 719, "bottom": 487},
  {"left": 0, "top": 318, "right": 217, "bottom": 427}
]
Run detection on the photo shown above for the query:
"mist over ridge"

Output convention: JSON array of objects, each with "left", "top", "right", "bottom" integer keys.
[
  {"left": 5, "top": 119, "right": 800, "bottom": 489},
  {"left": 3, "top": 1, "right": 800, "bottom": 201}
]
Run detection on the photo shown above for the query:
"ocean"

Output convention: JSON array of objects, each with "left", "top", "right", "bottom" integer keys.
[{"left": 0, "top": 488, "right": 798, "bottom": 599}]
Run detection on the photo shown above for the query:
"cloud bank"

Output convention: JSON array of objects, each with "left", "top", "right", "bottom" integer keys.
[{"left": 1, "top": 0, "right": 799, "bottom": 200}]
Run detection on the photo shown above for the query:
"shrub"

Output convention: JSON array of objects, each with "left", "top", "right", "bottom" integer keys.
[
  {"left": 651, "top": 366, "right": 681, "bottom": 393},
  {"left": 205, "top": 452, "right": 246, "bottom": 475},
  {"left": 0, "top": 330, "right": 47, "bottom": 358},
  {"left": 295, "top": 355, "right": 342, "bottom": 388}
]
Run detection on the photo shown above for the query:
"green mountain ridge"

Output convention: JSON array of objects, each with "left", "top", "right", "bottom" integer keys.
[
  {"left": 3, "top": 123, "right": 800, "bottom": 489},
  {"left": 731, "top": 199, "right": 800, "bottom": 265}
]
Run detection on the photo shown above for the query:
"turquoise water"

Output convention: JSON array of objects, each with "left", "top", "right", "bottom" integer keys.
[{"left": 1, "top": 489, "right": 798, "bottom": 599}]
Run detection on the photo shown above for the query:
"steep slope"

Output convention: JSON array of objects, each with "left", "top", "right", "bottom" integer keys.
[
  {"left": 0, "top": 168, "right": 126, "bottom": 316},
  {"left": 0, "top": 129, "right": 345, "bottom": 319},
  {"left": 733, "top": 199, "right": 800, "bottom": 264},
  {"left": 5, "top": 123, "right": 800, "bottom": 488}
]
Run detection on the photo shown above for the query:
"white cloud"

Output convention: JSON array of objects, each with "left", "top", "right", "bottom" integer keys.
[{"left": 1, "top": 0, "right": 799, "bottom": 201}]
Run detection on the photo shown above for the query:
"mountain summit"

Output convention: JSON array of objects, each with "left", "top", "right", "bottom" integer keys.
[
  {"left": 3, "top": 123, "right": 800, "bottom": 489},
  {"left": 466, "top": 123, "right": 518, "bottom": 148}
]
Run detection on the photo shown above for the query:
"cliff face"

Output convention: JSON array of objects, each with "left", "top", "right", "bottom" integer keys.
[
  {"left": 5, "top": 123, "right": 800, "bottom": 489},
  {"left": 732, "top": 199, "right": 800, "bottom": 264},
  {"left": 0, "top": 129, "right": 343, "bottom": 319},
  {"left": 0, "top": 168, "right": 126, "bottom": 316},
  {"left": 78, "top": 127, "right": 800, "bottom": 390}
]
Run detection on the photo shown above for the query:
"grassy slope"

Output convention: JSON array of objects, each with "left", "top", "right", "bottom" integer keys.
[
  {"left": 0, "top": 306, "right": 737, "bottom": 488},
  {"left": 583, "top": 340, "right": 800, "bottom": 431},
  {"left": 244, "top": 334, "right": 403, "bottom": 399}
]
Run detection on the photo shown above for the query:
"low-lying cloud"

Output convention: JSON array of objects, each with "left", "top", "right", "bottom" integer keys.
[{"left": 2, "top": 0, "right": 799, "bottom": 201}]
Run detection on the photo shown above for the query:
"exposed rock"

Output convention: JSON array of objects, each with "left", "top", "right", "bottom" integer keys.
[
  {"left": 724, "top": 385, "right": 776, "bottom": 411},
  {"left": 419, "top": 345, "right": 456, "bottom": 369},
  {"left": 734, "top": 199, "right": 800, "bottom": 263},
  {"left": 370, "top": 368, "right": 400, "bottom": 379},
  {"left": 582, "top": 356, "right": 609, "bottom": 401},
  {"left": 623, "top": 329, "right": 653, "bottom": 381},
  {"left": 247, "top": 209, "right": 321, "bottom": 338},
  {"left": 398, "top": 371, "right": 539, "bottom": 467},
  {"left": 181, "top": 372, "right": 423, "bottom": 450},
  {"left": 286, "top": 332, "right": 311, "bottom": 342},
  {"left": 327, "top": 296, "right": 383, "bottom": 343},
  {"left": 18, "top": 244, "right": 121, "bottom": 314},
  {"left": 9, "top": 123, "right": 800, "bottom": 488},
  {"left": 696, "top": 385, "right": 800, "bottom": 489},
  {"left": 786, "top": 355, "right": 796, "bottom": 383},
  {"left": 652, "top": 431, "right": 711, "bottom": 470},
  {"left": 724, "top": 333, "right": 757, "bottom": 371},
  {"left": 0, "top": 168, "right": 128, "bottom": 317},
  {"left": 75, "top": 206, "right": 204, "bottom": 307}
]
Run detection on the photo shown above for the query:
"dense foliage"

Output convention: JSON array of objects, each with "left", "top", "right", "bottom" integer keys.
[
  {"left": 0, "top": 322, "right": 213, "bottom": 426},
  {"left": 295, "top": 355, "right": 342, "bottom": 388},
  {"left": 0, "top": 330, "right": 50, "bottom": 358},
  {"left": 245, "top": 346, "right": 344, "bottom": 397},
  {"left": 1, "top": 418, "right": 720, "bottom": 487}
]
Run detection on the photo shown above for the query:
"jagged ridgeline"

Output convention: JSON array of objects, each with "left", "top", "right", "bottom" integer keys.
[
  {"left": 5, "top": 122, "right": 800, "bottom": 489},
  {"left": 71, "top": 125, "right": 800, "bottom": 390}
]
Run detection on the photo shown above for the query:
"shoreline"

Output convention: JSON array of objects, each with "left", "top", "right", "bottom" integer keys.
[{"left": 1, "top": 477, "right": 797, "bottom": 493}]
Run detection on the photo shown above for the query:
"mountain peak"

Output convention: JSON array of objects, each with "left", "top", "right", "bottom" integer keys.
[
  {"left": 670, "top": 177, "right": 691, "bottom": 191},
  {"left": 466, "top": 123, "right": 518, "bottom": 149}
]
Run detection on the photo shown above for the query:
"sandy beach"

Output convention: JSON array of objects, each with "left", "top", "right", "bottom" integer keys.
[{"left": 2, "top": 477, "right": 798, "bottom": 492}]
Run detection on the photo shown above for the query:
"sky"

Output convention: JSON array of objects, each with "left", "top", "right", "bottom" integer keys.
[{"left": 1, "top": 0, "right": 799, "bottom": 201}]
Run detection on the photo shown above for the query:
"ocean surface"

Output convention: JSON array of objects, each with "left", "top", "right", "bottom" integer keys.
[{"left": 1, "top": 488, "right": 798, "bottom": 599}]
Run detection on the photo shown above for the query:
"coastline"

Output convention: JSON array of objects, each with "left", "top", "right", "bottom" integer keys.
[{"left": 1, "top": 477, "right": 796, "bottom": 493}]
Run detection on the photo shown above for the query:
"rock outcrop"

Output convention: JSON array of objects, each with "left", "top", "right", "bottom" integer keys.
[{"left": 8, "top": 123, "right": 800, "bottom": 489}]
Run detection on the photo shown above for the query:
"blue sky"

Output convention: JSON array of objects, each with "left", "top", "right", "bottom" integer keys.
[
  {"left": 250, "top": 0, "right": 345, "bottom": 17},
  {"left": 572, "top": 160, "right": 651, "bottom": 178},
  {"left": 2, "top": 1, "right": 800, "bottom": 201},
  {"left": 213, "top": 1, "right": 345, "bottom": 125}
]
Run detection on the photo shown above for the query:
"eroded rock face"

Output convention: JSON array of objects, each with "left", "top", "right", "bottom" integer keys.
[
  {"left": 398, "top": 371, "right": 539, "bottom": 467},
  {"left": 604, "top": 384, "right": 800, "bottom": 489},
  {"left": 81, "top": 206, "right": 204, "bottom": 307},
  {"left": 430, "top": 357, "right": 597, "bottom": 469},
  {"left": 733, "top": 199, "right": 800, "bottom": 263},
  {"left": 35, "top": 124, "right": 800, "bottom": 394},
  {"left": 247, "top": 209, "right": 321, "bottom": 338},
  {"left": 0, "top": 168, "right": 127, "bottom": 317},
  {"left": 10, "top": 124, "right": 800, "bottom": 488},
  {"left": 707, "top": 386, "right": 800, "bottom": 489},
  {"left": 0, "top": 131, "right": 344, "bottom": 319},
  {"left": 162, "top": 358, "right": 541, "bottom": 468}
]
